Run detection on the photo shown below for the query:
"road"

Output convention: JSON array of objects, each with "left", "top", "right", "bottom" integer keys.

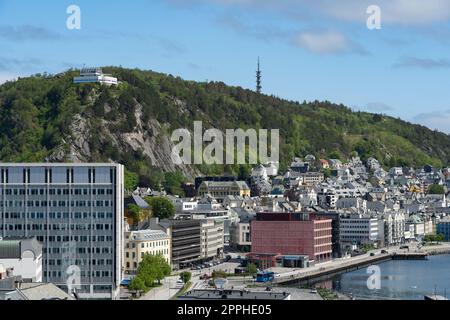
[
  {"left": 267, "top": 242, "right": 450, "bottom": 284},
  {"left": 139, "top": 275, "right": 183, "bottom": 300}
]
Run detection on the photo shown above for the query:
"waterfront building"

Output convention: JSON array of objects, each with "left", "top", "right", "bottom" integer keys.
[
  {"left": 437, "top": 216, "right": 450, "bottom": 241},
  {"left": 73, "top": 68, "right": 118, "bottom": 85},
  {"left": 381, "top": 212, "right": 406, "bottom": 246},
  {"left": 250, "top": 212, "right": 332, "bottom": 266},
  {"left": 0, "top": 163, "right": 124, "bottom": 299},
  {"left": 0, "top": 237, "right": 42, "bottom": 282},
  {"left": 339, "top": 214, "right": 380, "bottom": 246},
  {"left": 123, "top": 229, "right": 171, "bottom": 274}
]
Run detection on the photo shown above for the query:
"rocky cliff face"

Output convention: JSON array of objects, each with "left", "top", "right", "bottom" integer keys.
[{"left": 49, "top": 100, "right": 199, "bottom": 179}]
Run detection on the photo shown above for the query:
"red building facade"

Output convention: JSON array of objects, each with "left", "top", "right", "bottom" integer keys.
[{"left": 250, "top": 212, "right": 332, "bottom": 264}]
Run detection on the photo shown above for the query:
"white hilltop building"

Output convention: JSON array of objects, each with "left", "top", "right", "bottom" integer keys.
[{"left": 73, "top": 67, "right": 118, "bottom": 85}]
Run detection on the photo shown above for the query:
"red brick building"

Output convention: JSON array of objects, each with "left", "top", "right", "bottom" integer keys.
[{"left": 249, "top": 212, "right": 332, "bottom": 266}]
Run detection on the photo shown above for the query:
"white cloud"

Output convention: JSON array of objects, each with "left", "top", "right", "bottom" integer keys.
[
  {"left": 168, "top": 0, "right": 450, "bottom": 26},
  {"left": 294, "top": 31, "right": 352, "bottom": 54},
  {"left": 394, "top": 56, "right": 450, "bottom": 69},
  {"left": 321, "top": 0, "right": 450, "bottom": 25},
  {"left": 413, "top": 110, "right": 450, "bottom": 134}
]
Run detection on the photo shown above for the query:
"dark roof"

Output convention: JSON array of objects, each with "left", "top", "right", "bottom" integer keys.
[
  {"left": 0, "top": 240, "right": 21, "bottom": 259},
  {"left": 0, "top": 237, "right": 42, "bottom": 259}
]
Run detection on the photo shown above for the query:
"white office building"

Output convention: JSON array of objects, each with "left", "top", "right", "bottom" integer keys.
[
  {"left": 0, "top": 163, "right": 124, "bottom": 300},
  {"left": 73, "top": 68, "right": 118, "bottom": 86},
  {"left": 339, "top": 214, "right": 380, "bottom": 245}
]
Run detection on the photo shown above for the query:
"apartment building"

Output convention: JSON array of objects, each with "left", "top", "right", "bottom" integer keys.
[
  {"left": 0, "top": 163, "right": 124, "bottom": 300},
  {"left": 123, "top": 229, "right": 170, "bottom": 274},
  {"left": 200, "top": 219, "right": 224, "bottom": 261},
  {"left": 339, "top": 214, "right": 380, "bottom": 245}
]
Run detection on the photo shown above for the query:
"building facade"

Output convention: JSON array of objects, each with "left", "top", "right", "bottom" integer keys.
[
  {"left": 153, "top": 218, "right": 201, "bottom": 269},
  {"left": 124, "top": 229, "right": 171, "bottom": 274},
  {"left": 200, "top": 219, "right": 224, "bottom": 261},
  {"left": 437, "top": 217, "right": 450, "bottom": 241},
  {"left": 198, "top": 181, "right": 251, "bottom": 202},
  {"left": 250, "top": 212, "right": 332, "bottom": 264},
  {"left": 339, "top": 214, "right": 380, "bottom": 245},
  {"left": 0, "top": 164, "right": 124, "bottom": 299},
  {"left": 73, "top": 68, "right": 118, "bottom": 85}
]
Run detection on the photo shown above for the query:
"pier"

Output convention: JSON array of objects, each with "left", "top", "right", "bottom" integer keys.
[{"left": 266, "top": 252, "right": 429, "bottom": 286}]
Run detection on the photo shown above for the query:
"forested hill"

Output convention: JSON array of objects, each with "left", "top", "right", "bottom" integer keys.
[{"left": 0, "top": 67, "right": 449, "bottom": 188}]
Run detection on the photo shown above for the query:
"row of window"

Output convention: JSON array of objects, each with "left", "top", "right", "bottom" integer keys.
[
  {"left": 1, "top": 212, "right": 114, "bottom": 219},
  {"left": 31, "top": 235, "right": 113, "bottom": 243},
  {"left": 44, "top": 247, "right": 111, "bottom": 254},
  {"left": 1, "top": 200, "right": 113, "bottom": 207},
  {"left": 43, "top": 270, "right": 112, "bottom": 278},
  {"left": 0, "top": 224, "right": 113, "bottom": 231},
  {"left": 125, "top": 241, "right": 169, "bottom": 249},
  {"left": 47, "top": 259, "right": 113, "bottom": 266},
  {"left": 125, "top": 250, "right": 169, "bottom": 259},
  {"left": 0, "top": 188, "right": 113, "bottom": 196}
]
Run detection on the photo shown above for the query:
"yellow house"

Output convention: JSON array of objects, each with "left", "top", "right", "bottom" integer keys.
[
  {"left": 198, "top": 181, "right": 251, "bottom": 201},
  {"left": 124, "top": 229, "right": 171, "bottom": 274}
]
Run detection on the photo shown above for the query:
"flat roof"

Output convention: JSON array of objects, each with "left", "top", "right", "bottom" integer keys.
[
  {"left": 0, "top": 163, "right": 123, "bottom": 167},
  {"left": 179, "top": 289, "right": 290, "bottom": 300}
]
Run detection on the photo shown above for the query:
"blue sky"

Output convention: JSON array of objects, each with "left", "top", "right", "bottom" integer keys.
[{"left": 1, "top": 0, "right": 450, "bottom": 134}]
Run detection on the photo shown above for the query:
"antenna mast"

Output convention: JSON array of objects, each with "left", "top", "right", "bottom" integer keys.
[{"left": 256, "top": 57, "right": 262, "bottom": 94}]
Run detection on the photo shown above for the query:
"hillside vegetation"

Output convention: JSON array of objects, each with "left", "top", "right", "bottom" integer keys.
[{"left": 0, "top": 67, "right": 449, "bottom": 189}]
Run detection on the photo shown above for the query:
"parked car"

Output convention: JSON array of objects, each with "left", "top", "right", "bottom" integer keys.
[
  {"left": 381, "top": 250, "right": 388, "bottom": 254},
  {"left": 310, "top": 288, "right": 318, "bottom": 294},
  {"left": 370, "top": 252, "right": 376, "bottom": 257}
]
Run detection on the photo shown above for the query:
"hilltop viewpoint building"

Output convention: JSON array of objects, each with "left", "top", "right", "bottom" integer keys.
[
  {"left": 0, "top": 163, "right": 124, "bottom": 300},
  {"left": 73, "top": 68, "right": 118, "bottom": 86}
]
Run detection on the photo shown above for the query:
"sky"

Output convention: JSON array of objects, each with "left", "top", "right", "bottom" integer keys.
[{"left": 0, "top": 0, "right": 450, "bottom": 134}]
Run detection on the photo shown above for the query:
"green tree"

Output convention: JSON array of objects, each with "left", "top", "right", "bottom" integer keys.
[
  {"left": 180, "top": 271, "right": 192, "bottom": 284},
  {"left": 127, "top": 204, "right": 141, "bottom": 224},
  {"left": 428, "top": 184, "right": 445, "bottom": 195},
  {"left": 238, "top": 165, "right": 251, "bottom": 181},
  {"left": 152, "top": 254, "right": 172, "bottom": 284},
  {"left": 136, "top": 253, "right": 171, "bottom": 287},
  {"left": 163, "top": 171, "right": 186, "bottom": 196},
  {"left": 129, "top": 276, "right": 147, "bottom": 293},
  {"left": 125, "top": 170, "right": 138, "bottom": 191},
  {"left": 246, "top": 263, "right": 258, "bottom": 275},
  {"left": 146, "top": 197, "right": 175, "bottom": 219}
]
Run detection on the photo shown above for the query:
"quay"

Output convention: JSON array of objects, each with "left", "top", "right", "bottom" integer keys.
[{"left": 266, "top": 252, "right": 429, "bottom": 286}]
